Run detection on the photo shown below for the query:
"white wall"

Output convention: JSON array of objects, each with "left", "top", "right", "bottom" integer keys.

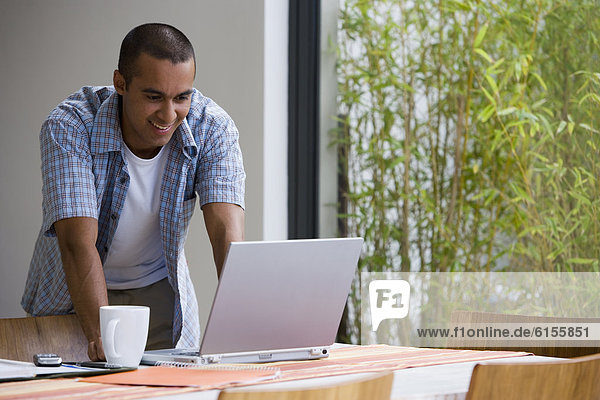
[{"left": 0, "top": 0, "right": 288, "bottom": 333}]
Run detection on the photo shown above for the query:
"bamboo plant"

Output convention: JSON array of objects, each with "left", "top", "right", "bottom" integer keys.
[{"left": 336, "top": 0, "right": 600, "bottom": 343}]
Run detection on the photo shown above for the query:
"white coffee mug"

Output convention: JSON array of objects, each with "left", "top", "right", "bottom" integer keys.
[{"left": 100, "top": 305, "right": 150, "bottom": 367}]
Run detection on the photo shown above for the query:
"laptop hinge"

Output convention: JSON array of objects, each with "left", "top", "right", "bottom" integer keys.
[{"left": 206, "top": 355, "right": 222, "bottom": 364}]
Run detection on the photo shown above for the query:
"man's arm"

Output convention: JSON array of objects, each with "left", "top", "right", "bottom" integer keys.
[
  {"left": 54, "top": 217, "right": 108, "bottom": 361},
  {"left": 202, "top": 203, "right": 245, "bottom": 278}
]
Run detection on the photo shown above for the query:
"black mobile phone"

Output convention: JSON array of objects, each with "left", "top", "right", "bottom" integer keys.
[{"left": 33, "top": 353, "right": 62, "bottom": 367}]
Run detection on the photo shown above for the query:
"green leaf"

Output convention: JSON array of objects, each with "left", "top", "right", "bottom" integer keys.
[
  {"left": 530, "top": 72, "right": 547, "bottom": 91},
  {"left": 497, "top": 107, "right": 518, "bottom": 116},
  {"left": 505, "top": 120, "right": 529, "bottom": 129},
  {"left": 568, "top": 258, "right": 597, "bottom": 265},
  {"left": 480, "top": 86, "right": 496, "bottom": 106},
  {"left": 531, "top": 152, "right": 549, "bottom": 163},
  {"left": 478, "top": 104, "right": 495, "bottom": 122},
  {"left": 579, "top": 93, "right": 600, "bottom": 106},
  {"left": 538, "top": 115, "right": 553, "bottom": 138},
  {"left": 509, "top": 182, "right": 533, "bottom": 204},
  {"left": 485, "top": 74, "right": 499, "bottom": 94},
  {"left": 580, "top": 124, "right": 600, "bottom": 134},
  {"left": 487, "top": 58, "right": 505, "bottom": 75},
  {"left": 514, "top": 61, "right": 522, "bottom": 80},
  {"left": 531, "top": 98, "right": 547, "bottom": 110},
  {"left": 568, "top": 190, "right": 592, "bottom": 206},
  {"left": 474, "top": 48, "right": 493, "bottom": 64},
  {"left": 473, "top": 23, "right": 489, "bottom": 48}
]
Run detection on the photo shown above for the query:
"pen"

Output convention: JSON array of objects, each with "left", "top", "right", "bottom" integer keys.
[{"left": 62, "top": 361, "right": 124, "bottom": 369}]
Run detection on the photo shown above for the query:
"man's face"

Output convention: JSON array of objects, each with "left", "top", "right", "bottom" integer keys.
[{"left": 113, "top": 52, "right": 195, "bottom": 159}]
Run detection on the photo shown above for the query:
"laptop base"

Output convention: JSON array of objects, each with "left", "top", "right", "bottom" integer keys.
[{"left": 141, "top": 346, "right": 330, "bottom": 365}]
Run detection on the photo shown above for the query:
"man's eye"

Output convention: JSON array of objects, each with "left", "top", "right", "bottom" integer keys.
[
  {"left": 176, "top": 96, "right": 189, "bottom": 102},
  {"left": 147, "top": 95, "right": 161, "bottom": 101}
]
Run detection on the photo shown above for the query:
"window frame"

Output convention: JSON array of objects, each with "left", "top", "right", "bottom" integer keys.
[{"left": 288, "top": 0, "right": 321, "bottom": 239}]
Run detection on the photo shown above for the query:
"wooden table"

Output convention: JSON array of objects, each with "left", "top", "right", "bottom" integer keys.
[
  {"left": 0, "top": 345, "right": 546, "bottom": 400},
  {"left": 157, "top": 354, "right": 551, "bottom": 400}
]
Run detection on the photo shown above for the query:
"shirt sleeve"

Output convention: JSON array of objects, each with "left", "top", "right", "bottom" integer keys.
[
  {"left": 196, "top": 117, "right": 246, "bottom": 209},
  {"left": 40, "top": 118, "right": 98, "bottom": 237}
]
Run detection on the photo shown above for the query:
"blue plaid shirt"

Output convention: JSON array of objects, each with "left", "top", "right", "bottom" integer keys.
[{"left": 22, "top": 86, "right": 245, "bottom": 348}]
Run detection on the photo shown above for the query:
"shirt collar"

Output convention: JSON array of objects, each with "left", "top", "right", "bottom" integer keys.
[
  {"left": 90, "top": 88, "right": 198, "bottom": 159},
  {"left": 90, "top": 90, "right": 122, "bottom": 155}
]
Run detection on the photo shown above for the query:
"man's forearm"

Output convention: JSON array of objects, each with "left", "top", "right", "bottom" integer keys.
[
  {"left": 54, "top": 217, "right": 107, "bottom": 361},
  {"left": 60, "top": 245, "right": 108, "bottom": 357},
  {"left": 211, "top": 227, "right": 242, "bottom": 277},
  {"left": 203, "top": 203, "right": 245, "bottom": 278}
]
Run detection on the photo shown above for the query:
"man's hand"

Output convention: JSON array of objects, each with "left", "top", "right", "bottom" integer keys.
[
  {"left": 202, "top": 203, "right": 245, "bottom": 278},
  {"left": 88, "top": 337, "right": 106, "bottom": 362},
  {"left": 54, "top": 217, "right": 108, "bottom": 361}
]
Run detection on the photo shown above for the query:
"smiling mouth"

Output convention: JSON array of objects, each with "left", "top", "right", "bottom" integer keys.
[{"left": 150, "top": 121, "right": 173, "bottom": 131}]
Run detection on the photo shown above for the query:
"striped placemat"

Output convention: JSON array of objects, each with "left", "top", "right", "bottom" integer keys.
[
  {"left": 0, "top": 345, "right": 530, "bottom": 398},
  {"left": 256, "top": 344, "right": 531, "bottom": 383}
]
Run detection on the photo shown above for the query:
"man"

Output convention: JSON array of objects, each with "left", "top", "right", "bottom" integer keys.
[{"left": 21, "top": 23, "right": 245, "bottom": 361}]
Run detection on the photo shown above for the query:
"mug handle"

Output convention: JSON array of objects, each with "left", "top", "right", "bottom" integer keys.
[{"left": 104, "top": 319, "right": 120, "bottom": 358}]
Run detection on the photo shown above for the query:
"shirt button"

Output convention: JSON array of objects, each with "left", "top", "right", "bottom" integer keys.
[{"left": 120, "top": 177, "right": 127, "bottom": 184}]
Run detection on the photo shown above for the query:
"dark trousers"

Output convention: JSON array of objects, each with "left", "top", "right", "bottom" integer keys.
[{"left": 107, "top": 277, "right": 175, "bottom": 350}]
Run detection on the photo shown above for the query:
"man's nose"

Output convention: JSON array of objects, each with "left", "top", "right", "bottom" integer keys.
[{"left": 158, "top": 101, "right": 176, "bottom": 123}]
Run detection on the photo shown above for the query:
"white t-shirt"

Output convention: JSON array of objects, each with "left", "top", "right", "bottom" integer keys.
[{"left": 104, "top": 144, "right": 169, "bottom": 289}]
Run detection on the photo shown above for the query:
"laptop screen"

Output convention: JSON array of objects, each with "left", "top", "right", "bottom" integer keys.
[{"left": 199, "top": 238, "right": 363, "bottom": 355}]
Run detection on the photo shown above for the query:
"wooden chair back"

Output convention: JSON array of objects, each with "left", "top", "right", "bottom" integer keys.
[
  {"left": 449, "top": 310, "right": 600, "bottom": 358},
  {"left": 0, "top": 314, "right": 88, "bottom": 362},
  {"left": 466, "top": 353, "right": 600, "bottom": 400},
  {"left": 218, "top": 371, "right": 393, "bottom": 400}
]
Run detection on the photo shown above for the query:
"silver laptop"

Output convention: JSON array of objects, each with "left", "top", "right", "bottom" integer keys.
[{"left": 142, "top": 237, "right": 363, "bottom": 365}]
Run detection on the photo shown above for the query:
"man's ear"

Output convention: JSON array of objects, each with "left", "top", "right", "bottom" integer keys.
[{"left": 113, "top": 70, "right": 126, "bottom": 95}]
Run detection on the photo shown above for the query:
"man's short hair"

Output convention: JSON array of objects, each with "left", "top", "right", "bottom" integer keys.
[{"left": 118, "top": 23, "right": 196, "bottom": 85}]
